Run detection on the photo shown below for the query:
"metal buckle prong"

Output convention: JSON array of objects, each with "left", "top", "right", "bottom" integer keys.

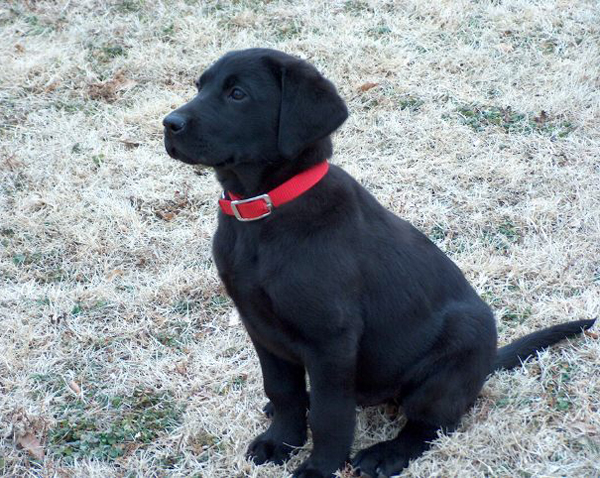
[{"left": 230, "top": 194, "right": 273, "bottom": 221}]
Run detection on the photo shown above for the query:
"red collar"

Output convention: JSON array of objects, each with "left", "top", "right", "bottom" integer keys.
[{"left": 218, "top": 161, "right": 329, "bottom": 221}]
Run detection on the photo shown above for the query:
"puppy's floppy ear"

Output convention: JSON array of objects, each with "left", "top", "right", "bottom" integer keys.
[{"left": 275, "top": 59, "right": 348, "bottom": 160}]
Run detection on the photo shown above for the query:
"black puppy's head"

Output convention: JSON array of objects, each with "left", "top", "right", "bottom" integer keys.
[{"left": 163, "top": 48, "right": 348, "bottom": 167}]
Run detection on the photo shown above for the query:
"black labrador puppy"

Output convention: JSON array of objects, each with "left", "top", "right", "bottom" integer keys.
[{"left": 163, "top": 48, "right": 595, "bottom": 478}]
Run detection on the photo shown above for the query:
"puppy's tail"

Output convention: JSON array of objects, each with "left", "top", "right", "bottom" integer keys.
[{"left": 493, "top": 319, "right": 595, "bottom": 371}]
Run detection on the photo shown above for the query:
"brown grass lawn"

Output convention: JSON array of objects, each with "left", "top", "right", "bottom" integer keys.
[{"left": 1, "top": 1, "right": 599, "bottom": 476}]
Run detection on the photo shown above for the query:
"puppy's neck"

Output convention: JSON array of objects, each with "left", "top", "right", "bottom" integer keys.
[{"left": 214, "top": 138, "right": 333, "bottom": 197}]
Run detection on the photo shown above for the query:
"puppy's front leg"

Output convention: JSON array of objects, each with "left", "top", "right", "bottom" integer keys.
[
  {"left": 247, "top": 340, "right": 309, "bottom": 465},
  {"left": 293, "top": 355, "right": 356, "bottom": 478}
]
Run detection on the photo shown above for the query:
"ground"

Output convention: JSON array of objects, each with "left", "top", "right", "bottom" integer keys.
[{"left": 1, "top": 1, "right": 599, "bottom": 477}]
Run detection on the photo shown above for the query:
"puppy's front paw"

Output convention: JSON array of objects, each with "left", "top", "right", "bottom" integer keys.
[
  {"left": 246, "top": 430, "right": 302, "bottom": 465},
  {"left": 292, "top": 458, "right": 340, "bottom": 478},
  {"left": 352, "top": 441, "right": 409, "bottom": 477}
]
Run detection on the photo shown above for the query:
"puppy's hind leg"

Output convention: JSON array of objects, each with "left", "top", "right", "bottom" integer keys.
[
  {"left": 351, "top": 361, "right": 469, "bottom": 478},
  {"left": 352, "top": 419, "right": 454, "bottom": 477},
  {"left": 352, "top": 362, "right": 473, "bottom": 477},
  {"left": 353, "top": 325, "right": 494, "bottom": 477}
]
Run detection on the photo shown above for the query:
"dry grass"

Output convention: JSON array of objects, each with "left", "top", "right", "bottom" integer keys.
[{"left": 1, "top": 1, "right": 599, "bottom": 476}]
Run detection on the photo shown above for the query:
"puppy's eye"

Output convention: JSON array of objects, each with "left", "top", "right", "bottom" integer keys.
[
  {"left": 195, "top": 80, "right": 202, "bottom": 91},
  {"left": 229, "top": 88, "right": 246, "bottom": 101}
]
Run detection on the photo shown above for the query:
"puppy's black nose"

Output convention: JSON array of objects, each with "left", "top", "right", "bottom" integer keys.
[{"left": 163, "top": 113, "right": 187, "bottom": 133}]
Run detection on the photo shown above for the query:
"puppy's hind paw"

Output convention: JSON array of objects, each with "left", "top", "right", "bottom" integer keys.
[{"left": 292, "top": 461, "right": 334, "bottom": 478}]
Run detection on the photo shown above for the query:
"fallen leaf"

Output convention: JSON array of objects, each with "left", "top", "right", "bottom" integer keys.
[
  {"left": 175, "top": 361, "right": 188, "bottom": 375},
  {"left": 584, "top": 330, "right": 599, "bottom": 339},
  {"left": 15, "top": 43, "right": 25, "bottom": 53},
  {"left": 87, "top": 71, "right": 137, "bottom": 102},
  {"left": 157, "top": 211, "right": 176, "bottom": 221},
  {"left": 358, "top": 82, "right": 379, "bottom": 92},
  {"left": 17, "top": 432, "right": 44, "bottom": 461},
  {"left": 119, "top": 139, "right": 141, "bottom": 149},
  {"left": 107, "top": 269, "right": 124, "bottom": 280},
  {"left": 44, "top": 80, "right": 60, "bottom": 93},
  {"left": 534, "top": 110, "right": 548, "bottom": 124},
  {"left": 68, "top": 380, "right": 81, "bottom": 396}
]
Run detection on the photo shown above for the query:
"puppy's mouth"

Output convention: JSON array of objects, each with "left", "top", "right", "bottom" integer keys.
[
  {"left": 164, "top": 137, "right": 232, "bottom": 168},
  {"left": 164, "top": 142, "right": 196, "bottom": 165}
]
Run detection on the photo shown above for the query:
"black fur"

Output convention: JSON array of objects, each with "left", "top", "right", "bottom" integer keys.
[{"left": 163, "top": 48, "right": 595, "bottom": 478}]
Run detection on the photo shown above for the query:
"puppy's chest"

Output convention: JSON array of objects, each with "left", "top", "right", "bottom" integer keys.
[
  {"left": 214, "top": 225, "right": 265, "bottom": 299},
  {"left": 213, "top": 223, "right": 300, "bottom": 360}
]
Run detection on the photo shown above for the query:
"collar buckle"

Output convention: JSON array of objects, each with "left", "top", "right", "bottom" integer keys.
[{"left": 230, "top": 194, "right": 273, "bottom": 221}]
